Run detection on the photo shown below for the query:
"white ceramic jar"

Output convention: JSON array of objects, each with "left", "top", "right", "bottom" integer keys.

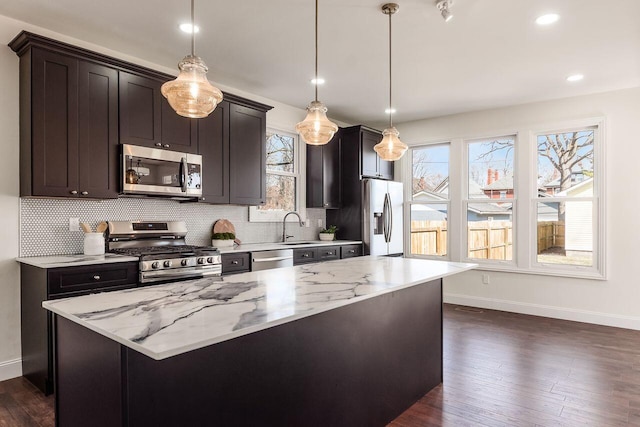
[{"left": 83, "top": 233, "right": 105, "bottom": 255}]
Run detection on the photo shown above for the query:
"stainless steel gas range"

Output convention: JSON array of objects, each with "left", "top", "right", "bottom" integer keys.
[{"left": 107, "top": 221, "right": 222, "bottom": 284}]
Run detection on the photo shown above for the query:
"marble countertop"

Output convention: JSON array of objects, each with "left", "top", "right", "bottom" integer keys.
[
  {"left": 16, "top": 253, "right": 139, "bottom": 268},
  {"left": 43, "top": 256, "right": 476, "bottom": 360},
  {"left": 217, "top": 240, "right": 362, "bottom": 254}
]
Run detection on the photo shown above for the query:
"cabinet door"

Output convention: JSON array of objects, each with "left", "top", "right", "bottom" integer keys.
[
  {"left": 361, "top": 130, "right": 380, "bottom": 178},
  {"left": 378, "top": 157, "right": 394, "bottom": 180},
  {"left": 307, "top": 132, "right": 341, "bottom": 208},
  {"left": 31, "top": 48, "right": 79, "bottom": 197},
  {"left": 119, "top": 72, "right": 162, "bottom": 148},
  {"left": 198, "top": 101, "right": 229, "bottom": 203},
  {"left": 161, "top": 97, "right": 197, "bottom": 153},
  {"left": 229, "top": 104, "right": 266, "bottom": 205},
  {"left": 77, "top": 61, "right": 119, "bottom": 198}
]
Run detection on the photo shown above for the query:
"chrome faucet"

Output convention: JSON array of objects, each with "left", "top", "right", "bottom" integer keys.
[{"left": 282, "top": 211, "right": 304, "bottom": 242}]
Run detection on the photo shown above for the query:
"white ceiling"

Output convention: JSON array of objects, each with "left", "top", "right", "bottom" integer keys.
[{"left": 1, "top": 0, "right": 639, "bottom": 126}]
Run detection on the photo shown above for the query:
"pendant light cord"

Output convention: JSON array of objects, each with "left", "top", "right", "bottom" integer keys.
[
  {"left": 315, "top": 0, "right": 319, "bottom": 102},
  {"left": 191, "top": 0, "right": 196, "bottom": 56},
  {"left": 388, "top": 10, "right": 393, "bottom": 128}
]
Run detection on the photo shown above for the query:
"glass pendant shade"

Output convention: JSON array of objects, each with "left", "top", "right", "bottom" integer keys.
[
  {"left": 295, "top": 100, "right": 338, "bottom": 145},
  {"left": 161, "top": 55, "right": 223, "bottom": 119},
  {"left": 374, "top": 126, "right": 408, "bottom": 161}
]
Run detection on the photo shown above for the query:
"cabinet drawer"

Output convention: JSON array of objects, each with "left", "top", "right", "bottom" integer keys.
[
  {"left": 341, "top": 244, "right": 362, "bottom": 259},
  {"left": 221, "top": 253, "right": 251, "bottom": 274},
  {"left": 318, "top": 246, "right": 340, "bottom": 261},
  {"left": 293, "top": 248, "right": 318, "bottom": 265},
  {"left": 47, "top": 262, "right": 138, "bottom": 297}
]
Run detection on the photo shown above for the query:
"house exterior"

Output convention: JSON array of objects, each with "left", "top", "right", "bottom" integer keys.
[{"left": 557, "top": 178, "right": 593, "bottom": 253}]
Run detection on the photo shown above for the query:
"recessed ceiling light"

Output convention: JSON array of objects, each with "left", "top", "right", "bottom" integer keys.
[
  {"left": 385, "top": 108, "right": 396, "bottom": 114},
  {"left": 179, "top": 23, "right": 200, "bottom": 34},
  {"left": 566, "top": 74, "right": 584, "bottom": 82},
  {"left": 535, "top": 13, "right": 560, "bottom": 26},
  {"left": 311, "top": 78, "right": 325, "bottom": 85}
]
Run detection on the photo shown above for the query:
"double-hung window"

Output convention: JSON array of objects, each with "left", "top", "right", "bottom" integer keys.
[
  {"left": 249, "top": 129, "right": 302, "bottom": 222},
  {"left": 464, "top": 135, "right": 516, "bottom": 263},
  {"left": 408, "top": 143, "right": 450, "bottom": 257}
]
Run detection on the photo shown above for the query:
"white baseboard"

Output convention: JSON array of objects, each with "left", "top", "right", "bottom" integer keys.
[
  {"left": 444, "top": 293, "right": 640, "bottom": 331},
  {"left": 0, "top": 358, "right": 22, "bottom": 382}
]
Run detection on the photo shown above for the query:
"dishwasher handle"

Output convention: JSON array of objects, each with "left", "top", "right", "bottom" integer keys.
[{"left": 252, "top": 255, "right": 294, "bottom": 263}]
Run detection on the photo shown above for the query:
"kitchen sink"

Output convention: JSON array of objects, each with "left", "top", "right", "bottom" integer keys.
[{"left": 283, "top": 241, "right": 316, "bottom": 245}]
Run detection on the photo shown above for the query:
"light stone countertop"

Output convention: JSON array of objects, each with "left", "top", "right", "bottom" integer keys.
[
  {"left": 16, "top": 253, "right": 139, "bottom": 268},
  {"left": 216, "top": 240, "right": 362, "bottom": 254},
  {"left": 43, "top": 256, "right": 477, "bottom": 360}
]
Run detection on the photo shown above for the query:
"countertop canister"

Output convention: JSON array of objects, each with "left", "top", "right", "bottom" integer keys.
[{"left": 83, "top": 233, "right": 105, "bottom": 255}]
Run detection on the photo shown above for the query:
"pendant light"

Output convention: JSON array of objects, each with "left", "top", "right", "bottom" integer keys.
[
  {"left": 374, "top": 3, "right": 408, "bottom": 161},
  {"left": 161, "top": 0, "right": 223, "bottom": 119},
  {"left": 295, "top": 0, "right": 338, "bottom": 146}
]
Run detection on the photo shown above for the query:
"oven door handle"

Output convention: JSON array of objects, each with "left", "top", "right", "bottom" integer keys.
[
  {"left": 179, "top": 157, "right": 188, "bottom": 192},
  {"left": 142, "top": 269, "right": 222, "bottom": 280}
]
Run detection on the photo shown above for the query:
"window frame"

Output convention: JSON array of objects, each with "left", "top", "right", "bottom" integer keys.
[
  {"left": 462, "top": 134, "right": 518, "bottom": 266},
  {"left": 249, "top": 127, "right": 307, "bottom": 223},
  {"left": 401, "top": 117, "right": 606, "bottom": 280},
  {"left": 404, "top": 141, "right": 452, "bottom": 260}
]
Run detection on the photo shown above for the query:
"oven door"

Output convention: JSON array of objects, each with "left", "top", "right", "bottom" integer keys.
[{"left": 122, "top": 144, "right": 202, "bottom": 197}]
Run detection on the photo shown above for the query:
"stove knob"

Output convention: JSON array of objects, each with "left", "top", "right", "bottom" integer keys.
[
  {"left": 197, "top": 257, "right": 205, "bottom": 265},
  {"left": 181, "top": 259, "right": 189, "bottom": 266},
  {"left": 163, "top": 260, "right": 172, "bottom": 268},
  {"left": 151, "top": 262, "right": 159, "bottom": 269},
  {"left": 207, "top": 257, "right": 214, "bottom": 264}
]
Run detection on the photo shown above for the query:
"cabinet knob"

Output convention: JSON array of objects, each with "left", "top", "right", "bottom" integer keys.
[
  {"left": 231, "top": 260, "right": 239, "bottom": 265},
  {"left": 201, "top": 197, "right": 206, "bottom": 201},
  {"left": 163, "top": 144, "right": 170, "bottom": 148},
  {"left": 324, "top": 203, "right": 329, "bottom": 207},
  {"left": 155, "top": 143, "right": 162, "bottom": 147},
  {"left": 70, "top": 190, "right": 78, "bottom": 195},
  {"left": 349, "top": 250, "right": 355, "bottom": 253},
  {"left": 93, "top": 275, "right": 101, "bottom": 280},
  {"left": 302, "top": 254, "right": 309, "bottom": 258},
  {"left": 326, "top": 251, "right": 333, "bottom": 255},
  {"left": 81, "top": 191, "right": 89, "bottom": 195}
]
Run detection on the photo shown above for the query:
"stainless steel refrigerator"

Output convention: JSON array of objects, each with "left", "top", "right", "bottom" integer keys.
[{"left": 363, "top": 179, "right": 404, "bottom": 256}]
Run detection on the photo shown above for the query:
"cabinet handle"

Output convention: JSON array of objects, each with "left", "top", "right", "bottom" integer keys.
[
  {"left": 231, "top": 260, "right": 239, "bottom": 265},
  {"left": 81, "top": 191, "right": 89, "bottom": 195},
  {"left": 349, "top": 250, "right": 355, "bottom": 254},
  {"left": 70, "top": 190, "right": 78, "bottom": 195},
  {"left": 93, "top": 275, "right": 101, "bottom": 280},
  {"left": 325, "top": 251, "right": 333, "bottom": 255},
  {"left": 324, "top": 203, "right": 329, "bottom": 207},
  {"left": 201, "top": 197, "right": 206, "bottom": 201},
  {"left": 163, "top": 144, "right": 170, "bottom": 148},
  {"left": 155, "top": 143, "right": 162, "bottom": 147},
  {"left": 302, "top": 254, "right": 309, "bottom": 258}
]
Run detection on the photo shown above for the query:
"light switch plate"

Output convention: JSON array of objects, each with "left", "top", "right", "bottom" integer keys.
[{"left": 69, "top": 217, "right": 80, "bottom": 232}]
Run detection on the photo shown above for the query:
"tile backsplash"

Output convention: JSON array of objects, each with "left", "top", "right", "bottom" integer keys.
[{"left": 20, "top": 198, "right": 325, "bottom": 257}]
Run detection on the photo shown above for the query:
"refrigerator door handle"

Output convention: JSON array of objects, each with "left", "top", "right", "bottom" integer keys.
[
  {"left": 387, "top": 193, "right": 393, "bottom": 242},
  {"left": 383, "top": 193, "right": 391, "bottom": 243}
]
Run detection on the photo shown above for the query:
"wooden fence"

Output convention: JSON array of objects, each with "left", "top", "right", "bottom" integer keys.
[
  {"left": 411, "top": 220, "right": 565, "bottom": 259},
  {"left": 537, "top": 221, "right": 565, "bottom": 253}
]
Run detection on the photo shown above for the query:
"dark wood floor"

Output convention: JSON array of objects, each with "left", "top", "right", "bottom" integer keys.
[{"left": 2, "top": 304, "right": 639, "bottom": 426}]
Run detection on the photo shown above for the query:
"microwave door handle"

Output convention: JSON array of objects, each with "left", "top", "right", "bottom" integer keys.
[{"left": 179, "top": 158, "right": 188, "bottom": 192}]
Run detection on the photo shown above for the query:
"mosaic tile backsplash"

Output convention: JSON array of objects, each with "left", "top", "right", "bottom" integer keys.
[{"left": 20, "top": 198, "right": 326, "bottom": 257}]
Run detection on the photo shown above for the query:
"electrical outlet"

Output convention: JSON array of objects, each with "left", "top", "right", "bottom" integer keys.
[
  {"left": 305, "top": 220, "right": 309, "bottom": 228},
  {"left": 482, "top": 274, "right": 490, "bottom": 285},
  {"left": 69, "top": 217, "right": 80, "bottom": 232},
  {"left": 317, "top": 219, "right": 323, "bottom": 228}
]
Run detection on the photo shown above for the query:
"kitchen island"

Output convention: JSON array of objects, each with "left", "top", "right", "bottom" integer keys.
[{"left": 43, "top": 256, "right": 475, "bottom": 427}]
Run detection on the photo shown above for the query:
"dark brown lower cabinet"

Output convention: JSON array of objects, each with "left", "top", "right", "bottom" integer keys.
[
  {"left": 221, "top": 253, "right": 250, "bottom": 275},
  {"left": 53, "top": 278, "right": 443, "bottom": 427},
  {"left": 20, "top": 262, "right": 137, "bottom": 395}
]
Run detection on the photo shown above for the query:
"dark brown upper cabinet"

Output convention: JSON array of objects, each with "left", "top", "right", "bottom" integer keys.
[
  {"left": 229, "top": 104, "right": 267, "bottom": 205},
  {"left": 119, "top": 72, "right": 197, "bottom": 153},
  {"left": 343, "top": 125, "right": 394, "bottom": 181},
  {"left": 12, "top": 41, "right": 119, "bottom": 198},
  {"left": 197, "top": 101, "right": 230, "bottom": 203},
  {"left": 306, "top": 130, "right": 341, "bottom": 208}
]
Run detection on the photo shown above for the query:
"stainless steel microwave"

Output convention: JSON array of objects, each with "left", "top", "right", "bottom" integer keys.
[{"left": 121, "top": 144, "right": 202, "bottom": 198}]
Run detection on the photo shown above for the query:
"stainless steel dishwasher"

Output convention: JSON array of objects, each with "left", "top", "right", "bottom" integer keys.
[{"left": 251, "top": 249, "right": 294, "bottom": 271}]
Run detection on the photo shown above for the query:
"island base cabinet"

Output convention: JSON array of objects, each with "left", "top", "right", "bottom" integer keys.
[{"left": 54, "top": 279, "right": 443, "bottom": 427}]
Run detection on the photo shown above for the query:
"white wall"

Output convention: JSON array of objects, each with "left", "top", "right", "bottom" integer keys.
[
  {"left": 0, "top": 14, "right": 336, "bottom": 380},
  {"left": 398, "top": 87, "right": 640, "bottom": 329}
]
